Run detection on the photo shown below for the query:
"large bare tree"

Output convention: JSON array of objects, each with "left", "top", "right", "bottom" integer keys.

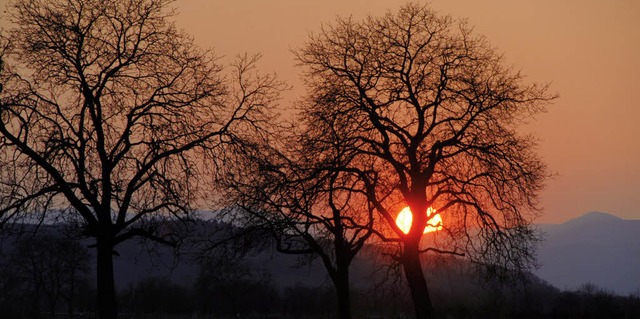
[
  {"left": 0, "top": 0, "right": 283, "bottom": 318},
  {"left": 296, "top": 3, "right": 556, "bottom": 318}
]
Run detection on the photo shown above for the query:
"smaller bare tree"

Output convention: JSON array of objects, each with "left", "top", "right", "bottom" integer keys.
[
  {"left": 11, "top": 232, "right": 91, "bottom": 319},
  {"left": 223, "top": 115, "right": 378, "bottom": 319}
]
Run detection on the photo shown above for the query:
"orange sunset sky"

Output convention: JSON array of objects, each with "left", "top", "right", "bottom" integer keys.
[
  {"left": 176, "top": 0, "right": 640, "bottom": 224},
  {"left": 2, "top": 0, "right": 639, "bottom": 224}
]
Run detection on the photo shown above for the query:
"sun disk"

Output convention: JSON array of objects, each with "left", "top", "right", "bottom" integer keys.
[{"left": 395, "top": 206, "right": 443, "bottom": 234}]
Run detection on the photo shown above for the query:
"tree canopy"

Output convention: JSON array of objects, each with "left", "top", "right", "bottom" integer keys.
[{"left": 295, "top": 3, "right": 556, "bottom": 318}]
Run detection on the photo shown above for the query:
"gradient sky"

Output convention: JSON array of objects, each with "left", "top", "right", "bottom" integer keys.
[
  {"left": 174, "top": 0, "right": 639, "bottom": 223},
  {"left": 2, "top": 0, "right": 638, "bottom": 223}
]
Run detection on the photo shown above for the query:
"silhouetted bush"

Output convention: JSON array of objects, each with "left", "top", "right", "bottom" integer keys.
[
  {"left": 0, "top": 230, "right": 94, "bottom": 318},
  {"left": 280, "top": 284, "right": 336, "bottom": 318},
  {"left": 120, "top": 277, "right": 194, "bottom": 316}
]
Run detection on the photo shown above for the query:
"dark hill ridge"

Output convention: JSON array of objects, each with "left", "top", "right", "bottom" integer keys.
[
  {"left": 536, "top": 211, "right": 640, "bottom": 295},
  {"left": 4, "top": 211, "right": 639, "bottom": 297}
]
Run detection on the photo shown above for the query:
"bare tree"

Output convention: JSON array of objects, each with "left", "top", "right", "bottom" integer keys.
[
  {"left": 223, "top": 116, "right": 377, "bottom": 319},
  {"left": 11, "top": 231, "right": 91, "bottom": 319},
  {"left": 295, "top": 3, "right": 556, "bottom": 318},
  {"left": 0, "top": 0, "right": 283, "bottom": 318}
]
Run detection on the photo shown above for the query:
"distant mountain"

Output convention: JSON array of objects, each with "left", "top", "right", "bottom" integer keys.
[{"left": 536, "top": 211, "right": 640, "bottom": 295}]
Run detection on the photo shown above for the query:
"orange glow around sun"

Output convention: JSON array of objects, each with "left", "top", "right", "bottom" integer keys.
[{"left": 395, "top": 206, "right": 443, "bottom": 234}]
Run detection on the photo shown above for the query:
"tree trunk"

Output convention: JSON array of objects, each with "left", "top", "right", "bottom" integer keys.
[
  {"left": 68, "top": 300, "right": 75, "bottom": 319},
  {"left": 96, "top": 237, "right": 117, "bottom": 319},
  {"left": 67, "top": 278, "right": 76, "bottom": 319},
  {"left": 334, "top": 266, "right": 352, "bottom": 319},
  {"left": 48, "top": 292, "right": 57, "bottom": 319},
  {"left": 401, "top": 240, "right": 433, "bottom": 319}
]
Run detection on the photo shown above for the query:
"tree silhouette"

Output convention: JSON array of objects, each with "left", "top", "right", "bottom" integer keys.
[
  {"left": 0, "top": 0, "right": 283, "bottom": 318},
  {"left": 11, "top": 232, "right": 91, "bottom": 319},
  {"left": 223, "top": 119, "right": 376, "bottom": 319},
  {"left": 295, "top": 3, "right": 556, "bottom": 318}
]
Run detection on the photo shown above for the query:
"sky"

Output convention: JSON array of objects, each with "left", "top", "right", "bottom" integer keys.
[
  {"left": 1, "top": 0, "right": 638, "bottom": 224},
  {"left": 173, "top": 0, "right": 639, "bottom": 224}
]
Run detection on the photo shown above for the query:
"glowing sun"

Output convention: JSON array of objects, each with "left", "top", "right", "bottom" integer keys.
[{"left": 395, "top": 206, "right": 443, "bottom": 234}]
